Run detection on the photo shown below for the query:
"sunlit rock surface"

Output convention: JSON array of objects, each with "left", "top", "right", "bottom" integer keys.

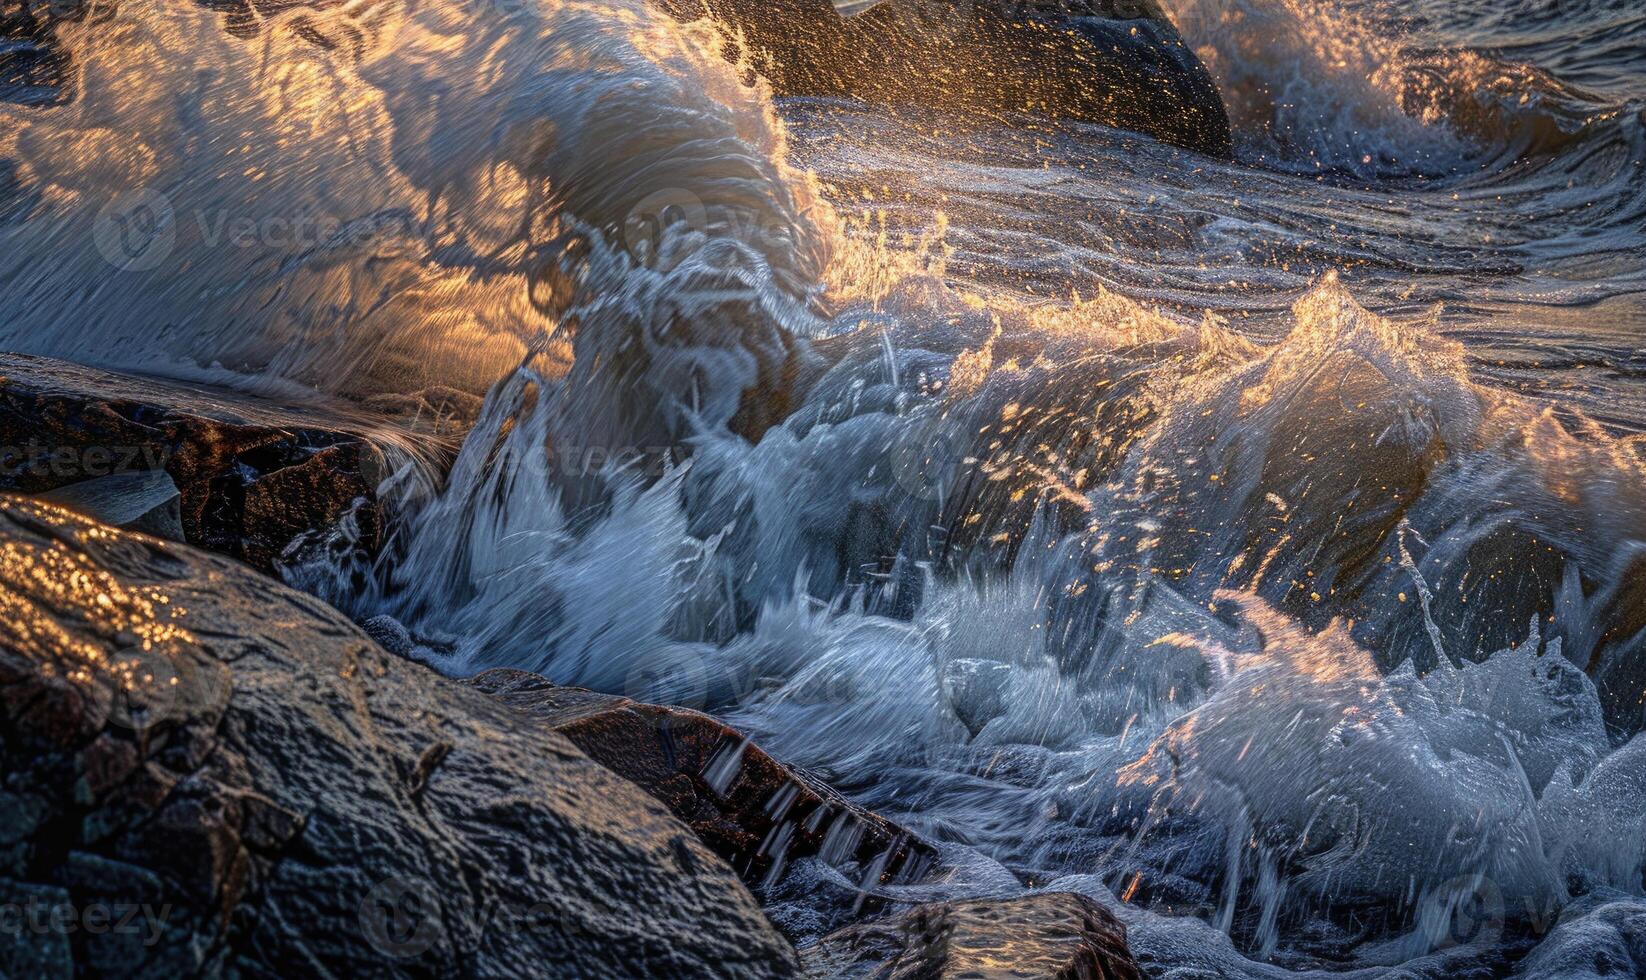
[
  {"left": 801, "top": 890, "right": 1140, "bottom": 979},
  {"left": 0, "top": 496, "right": 800, "bottom": 977}
]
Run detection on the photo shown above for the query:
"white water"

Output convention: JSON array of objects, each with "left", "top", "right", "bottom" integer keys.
[
  {"left": 3, "top": 0, "right": 1644, "bottom": 974},
  {"left": 342, "top": 265, "right": 1646, "bottom": 974}
]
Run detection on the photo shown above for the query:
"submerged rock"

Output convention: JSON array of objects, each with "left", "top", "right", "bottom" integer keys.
[
  {"left": 0, "top": 353, "right": 444, "bottom": 573},
  {"left": 657, "top": 0, "right": 1233, "bottom": 157},
  {"left": 801, "top": 891, "right": 1141, "bottom": 979},
  {"left": 0, "top": 495, "right": 800, "bottom": 977},
  {"left": 469, "top": 669, "right": 937, "bottom": 901}
]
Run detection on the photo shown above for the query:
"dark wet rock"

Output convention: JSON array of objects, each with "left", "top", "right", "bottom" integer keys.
[
  {"left": 0, "top": 352, "right": 447, "bottom": 573},
  {"left": 0, "top": 881, "right": 75, "bottom": 979},
  {"left": 656, "top": 0, "right": 1232, "bottom": 157},
  {"left": 801, "top": 891, "right": 1141, "bottom": 979},
  {"left": 358, "top": 613, "right": 458, "bottom": 670},
  {"left": 0, "top": 495, "right": 801, "bottom": 977},
  {"left": 469, "top": 668, "right": 938, "bottom": 900}
]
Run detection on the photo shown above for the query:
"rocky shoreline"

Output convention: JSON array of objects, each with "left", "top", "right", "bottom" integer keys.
[{"left": 0, "top": 354, "right": 1140, "bottom": 977}]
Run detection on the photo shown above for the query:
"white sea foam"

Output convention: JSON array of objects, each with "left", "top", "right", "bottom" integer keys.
[{"left": 4, "top": 0, "right": 1644, "bottom": 973}]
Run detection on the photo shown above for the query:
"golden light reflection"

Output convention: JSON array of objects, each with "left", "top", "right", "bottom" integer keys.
[{"left": 0, "top": 504, "right": 193, "bottom": 723}]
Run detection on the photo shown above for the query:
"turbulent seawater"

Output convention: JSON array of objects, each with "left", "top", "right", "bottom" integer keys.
[{"left": 3, "top": 0, "right": 1644, "bottom": 974}]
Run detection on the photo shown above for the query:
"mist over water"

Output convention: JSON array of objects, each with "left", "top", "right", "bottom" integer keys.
[{"left": 3, "top": 0, "right": 1645, "bottom": 974}]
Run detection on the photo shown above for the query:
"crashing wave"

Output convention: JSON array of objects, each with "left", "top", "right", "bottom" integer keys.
[{"left": 3, "top": 0, "right": 1643, "bottom": 973}]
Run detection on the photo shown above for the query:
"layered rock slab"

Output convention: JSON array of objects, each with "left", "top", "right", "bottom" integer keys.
[
  {"left": 0, "top": 353, "right": 447, "bottom": 572},
  {"left": 469, "top": 669, "right": 937, "bottom": 898}
]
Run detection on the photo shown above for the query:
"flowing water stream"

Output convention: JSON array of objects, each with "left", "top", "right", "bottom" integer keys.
[{"left": 2, "top": 0, "right": 1644, "bottom": 973}]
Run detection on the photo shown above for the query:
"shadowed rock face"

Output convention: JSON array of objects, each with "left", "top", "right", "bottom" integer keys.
[
  {"left": 469, "top": 669, "right": 937, "bottom": 902},
  {"left": 0, "top": 353, "right": 449, "bottom": 573},
  {"left": 801, "top": 891, "right": 1141, "bottom": 979},
  {"left": 656, "top": 0, "right": 1233, "bottom": 157},
  {"left": 0, "top": 496, "right": 800, "bottom": 977}
]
